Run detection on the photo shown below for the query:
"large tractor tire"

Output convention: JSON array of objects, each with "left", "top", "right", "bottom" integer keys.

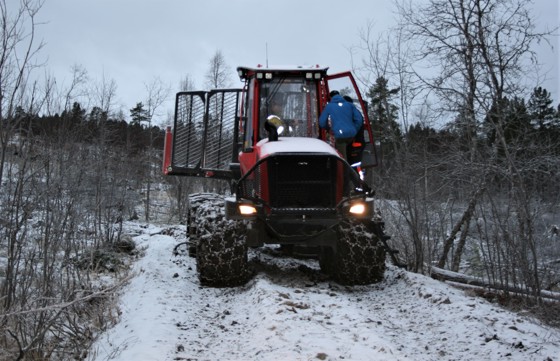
[
  {"left": 332, "top": 220, "right": 386, "bottom": 285},
  {"left": 197, "top": 219, "right": 250, "bottom": 287},
  {"left": 186, "top": 193, "right": 226, "bottom": 258},
  {"left": 191, "top": 194, "right": 250, "bottom": 287}
]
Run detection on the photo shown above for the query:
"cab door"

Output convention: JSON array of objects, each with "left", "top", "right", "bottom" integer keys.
[{"left": 325, "top": 72, "right": 379, "bottom": 168}]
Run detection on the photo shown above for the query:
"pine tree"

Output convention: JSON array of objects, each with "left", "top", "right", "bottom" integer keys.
[{"left": 129, "top": 102, "right": 150, "bottom": 126}]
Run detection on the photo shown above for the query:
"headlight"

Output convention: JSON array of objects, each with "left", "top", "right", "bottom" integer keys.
[
  {"left": 348, "top": 202, "right": 366, "bottom": 215},
  {"left": 225, "top": 198, "right": 259, "bottom": 220},
  {"left": 239, "top": 204, "right": 257, "bottom": 215}
]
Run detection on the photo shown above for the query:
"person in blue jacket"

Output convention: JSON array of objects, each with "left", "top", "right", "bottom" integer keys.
[{"left": 319, "top": 90, "right": 363, "bottom": 161}]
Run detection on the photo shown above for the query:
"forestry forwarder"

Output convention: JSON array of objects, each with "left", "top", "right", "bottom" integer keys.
[{"left": 163, "top": 65, "right": 391, "bottom": 287}]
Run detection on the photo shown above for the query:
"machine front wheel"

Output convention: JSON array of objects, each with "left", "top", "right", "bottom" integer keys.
[{"left": 333, "top": 220, "right": 386, "bottom": 285}]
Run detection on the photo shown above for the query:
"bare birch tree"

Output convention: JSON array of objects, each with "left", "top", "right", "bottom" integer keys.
[
  {"left": 0, "top": 3, "right": 126, "bottom": 358},
  {"left": 143, "top": 77, "right": 170, "bottom": 221},
  {"left": 353, "top": 20, "right": 441, "bottom": 272},
  {"left": 180, "top": 74, "right": 195, "bottom": 92},
  {"left": 0, "top": 0, "right": 44, "bottom": 191},
  {"left": 204, "top": 50, "right": 232, "bottom": 89},
  {"left": 384, "top": 0, "right": 557, "bottom": 301}
]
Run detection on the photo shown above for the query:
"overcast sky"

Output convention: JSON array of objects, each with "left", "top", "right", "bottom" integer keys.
[{"left": 38, "top": 0, "right": 558, "bottom": 122}]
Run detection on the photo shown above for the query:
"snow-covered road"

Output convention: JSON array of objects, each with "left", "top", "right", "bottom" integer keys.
[{"left": 91, "top": 223, "right": 559, "bottom": 361}]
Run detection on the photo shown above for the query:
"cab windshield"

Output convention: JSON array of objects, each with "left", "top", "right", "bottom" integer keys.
[{"left": 258, "top": 77, "right": 319, "bottom": 139}]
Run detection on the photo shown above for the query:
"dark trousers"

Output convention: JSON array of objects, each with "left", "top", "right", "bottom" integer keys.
[{"left": 335, "top": 138, "right": 353, "bottom": 161}]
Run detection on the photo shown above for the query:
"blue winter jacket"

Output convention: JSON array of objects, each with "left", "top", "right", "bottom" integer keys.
[{"left": 319, "top": 95, "right": 363, "bottom": 139}]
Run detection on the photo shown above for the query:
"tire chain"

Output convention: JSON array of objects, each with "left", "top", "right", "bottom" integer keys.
[
  {"left": 334, "top": 220, "right": 386, "bottom": 285},
  {"left": 186, "top": 193, "right": 225, "bottom": 257},
  {"left": 188, "top": 193, "right": 251, "bottom": 287}
]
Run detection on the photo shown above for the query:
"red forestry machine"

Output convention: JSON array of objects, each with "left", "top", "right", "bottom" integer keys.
[{"left": 163, "top": 65, "right": 390, "bottom": 287}]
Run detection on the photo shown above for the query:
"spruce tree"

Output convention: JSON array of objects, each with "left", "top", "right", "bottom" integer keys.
[{"left": 527, "top": 87, "right": 557, "bottom": 130}]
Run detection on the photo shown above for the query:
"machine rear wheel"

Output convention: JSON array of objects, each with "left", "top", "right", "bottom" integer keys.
[
  {"left": 197, "top": 219, "right": 250, "bottom": 287},
  {"left": 186, "top": 193, "right": 225, "bottom": 258},
  {"left": 191, "top": 194, "right": 250, "bottom": 287}
]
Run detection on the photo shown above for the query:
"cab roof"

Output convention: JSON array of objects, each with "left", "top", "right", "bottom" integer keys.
[{"left": 237, "top": 65, "right": 329, "bottom": 81}]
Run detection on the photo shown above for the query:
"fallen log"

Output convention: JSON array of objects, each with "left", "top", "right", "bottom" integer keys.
[{"left": 430, "top": 266, "right": 560, "bottom": 302}]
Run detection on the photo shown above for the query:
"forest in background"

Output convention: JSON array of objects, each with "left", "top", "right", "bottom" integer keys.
[{"left": 1, "top": 0, "right": 559, "bottom": 359}]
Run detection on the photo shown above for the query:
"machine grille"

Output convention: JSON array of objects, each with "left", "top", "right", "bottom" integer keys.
[
  {"left": 237, "top": 154, "right": 363, "bottom": 213},
  {"left": 268, "top": 155, "right": 337, "bottom": 209}
]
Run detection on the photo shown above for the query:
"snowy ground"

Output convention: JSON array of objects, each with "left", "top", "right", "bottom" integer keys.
[{"left": 90, "top": 222, "right": 560, "bottom": 361}]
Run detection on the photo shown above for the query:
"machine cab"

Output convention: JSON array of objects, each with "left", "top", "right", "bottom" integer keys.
[
  {"left": 236, "top": 65, "right": 378, "bottom": 173},
  {"left": 236, "top": 65, "right": 327, "bottom": 150}
]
